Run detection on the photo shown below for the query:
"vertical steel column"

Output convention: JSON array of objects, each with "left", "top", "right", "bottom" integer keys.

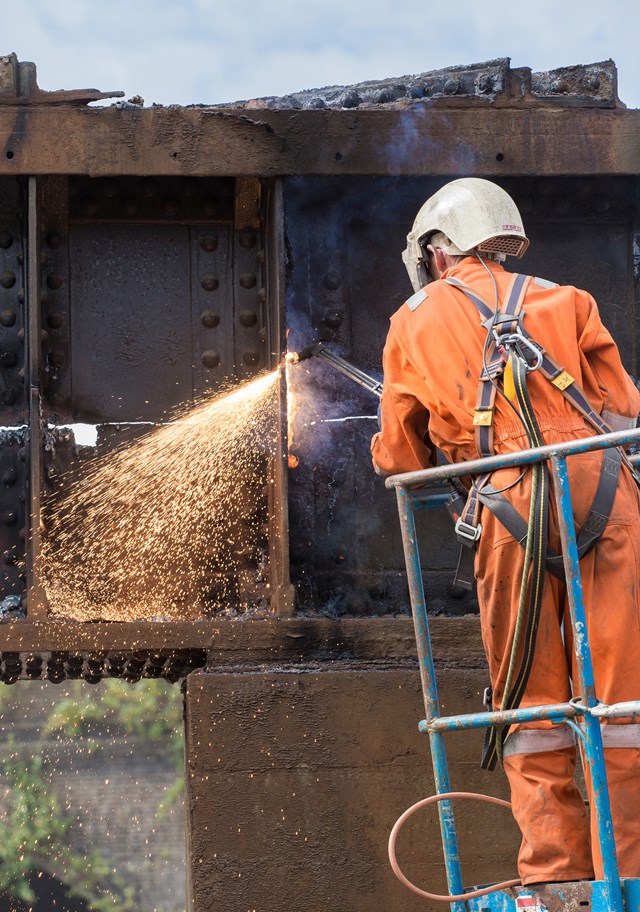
[
  {"left": 26, "top": 176, "right": 47, "bottom": 619},
  {"left": 266, "top": 178, "right": 295, "bottom": 615},
  {"left": 395, "top": 484, "right": 466, "bottom": 910},
  {"left": 550, "top": 455, "right": 622, "bottom": 912}
]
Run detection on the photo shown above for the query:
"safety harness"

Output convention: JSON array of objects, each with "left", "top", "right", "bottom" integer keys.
[{"left": 443, "top": 272, "right": 632, "bottom": 769}]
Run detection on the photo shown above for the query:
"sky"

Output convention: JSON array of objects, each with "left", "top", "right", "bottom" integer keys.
[{"left": 3, "top": 0, "right": 639, "bottom": 109}]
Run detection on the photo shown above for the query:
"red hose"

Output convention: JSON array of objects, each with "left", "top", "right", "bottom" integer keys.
[{"left": 388, "top": 791, "right": 522, "bottom": 902}]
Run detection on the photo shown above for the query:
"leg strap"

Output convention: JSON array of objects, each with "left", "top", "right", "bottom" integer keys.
[{"left": 477, "top": 447, "right": 622, "bottom": 581}]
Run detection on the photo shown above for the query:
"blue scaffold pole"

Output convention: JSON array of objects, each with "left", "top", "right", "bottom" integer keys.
[
  {"left": 395, "top": 484, "right": 468, "bottom": 912},
  {"left": 550, "top": 455, "right": 623, "bottom": 912}
]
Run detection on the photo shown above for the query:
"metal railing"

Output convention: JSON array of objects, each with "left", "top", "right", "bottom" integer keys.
[{"left": 385, "top": 426, "right": 640, "bottom": 912}]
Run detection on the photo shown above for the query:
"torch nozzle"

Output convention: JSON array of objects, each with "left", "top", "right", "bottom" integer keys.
[
  {"left": 288, "top": 342, "right": 326, "bottom": 363},
  {"left": 285, "top": 340, "right": 382, "bottom": 398}
]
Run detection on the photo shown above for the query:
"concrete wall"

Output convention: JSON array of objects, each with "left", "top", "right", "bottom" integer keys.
[{"left": 184, "top": 618, "right": 522, "bottom": 912}]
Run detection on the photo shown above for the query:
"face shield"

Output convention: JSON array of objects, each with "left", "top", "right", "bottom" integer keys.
[{"left": 402, "top": 232, "right": 432, "bottom": 293}]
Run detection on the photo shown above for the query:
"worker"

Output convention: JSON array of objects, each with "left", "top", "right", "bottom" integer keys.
[{"left": 371, "top": 177, "right": 640, "bottom": 886}]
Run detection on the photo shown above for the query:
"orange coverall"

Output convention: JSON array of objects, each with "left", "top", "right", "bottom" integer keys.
[{"left": 372, "top": 256, "right": 640, "bottom": 884}]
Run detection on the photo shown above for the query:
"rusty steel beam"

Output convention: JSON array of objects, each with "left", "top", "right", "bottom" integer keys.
[
  {"left": 0, "top": 615, "right": 485, "bottom": 660},
  {"left": 0, "top": 106, "right": 639, "bottom": 177},
  {"left": 25, "top": 176, "right": 48, "bottom": 619}
]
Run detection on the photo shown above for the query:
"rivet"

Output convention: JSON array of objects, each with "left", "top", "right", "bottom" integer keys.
[
  {"left": 162, "top": 197, "right": 180, "bottom": 217},
  {"left": 17, "top": 368, "right": 25, "bottom": 382},
  {"left": 257, "top": 249, "right": 265, "bottom": 266},
  {"left": 1, "top": 389, "right": 16, "bottom": 406},
  {"left": 47, "top": 313, "right": 64, "bottom": 330},
  {"left": 40, "top": 329, "right": 49, "bottom": 344},
  {"left": 475, "top": 74, "right": 494, "bottom": 95},
  {"left": 239, "top": 273, "right": 256, "bottom": 289},
  {"left": 323, "top": 310, "right": 343, "bottom": 329},
  {"left": 2, "top": 511, "right": 17, "bottom": 526},
  {"left": 14, "top": 327, "right": 22, "bottom": 342},
  {"left": 200, "top": 235, "right": 218, "bottom": 252},
  {"left": 2, "top": 549, "right": 15, "bottom": 565},
  {"left": 242, "top": 350, "right": 260, "bottom": 365},
  {"left": 0, "top": 232, "right": 13, "bottom": 249},
  {"left": 0, "top": 310, "right": 16, "bottom": 327},
  {"left": 341, "top": 91, "right": 361, "bottom": 108},
  {"left": 323, "top": 272, "right": 341, "bottom": 291},
  {"left": 1, "top": 468, "right": 17, "bottom": 486},
  {"left": 46, "top": 273, "right": 63, "bottom": 291},
  {"left": 45, "top": 231, "right": 62, "bottom": 250},
  {"left": 84, "top": 673, "right": 103, "bottom": 685},
  {"left": 122, "top": 196, "right": 140, "bottom": 217},
  {"left": 0, "top": 351, "right": 17, "bottom": 367},
  {"left": 0, "top": 271, "right": 16, "bottom": 289},
  {"left": 201, "top": 195, "right": 219, "bottom": 217},
  {"left": 238, "top": 229, "right": 256, "bottom": 249},
  {"left": 49, "top": 350, "right": 66, "bottom": 368},
  {"left": 201, "top": 350, "right": 220, "bottom": 368},
  {"left": 239, "top": 310, "right": 257, "bottom": 328},
  {"left": 257, "top": 288, "right": 266, "bottom": 305},
  {"left": 17, "top": 289, "right": 24, "bottom": 304},
  {"left": 18, "top": 527, "right": 26, "bottom": 541},
  {"left": 201, "top": 274, "right": 219, "bottom": 292},
  {"left": 200, "top": 310, "right": 220, "bottom": 328},
  {"left": 47, "top": 672, "right": 65, "bottom": 684}
]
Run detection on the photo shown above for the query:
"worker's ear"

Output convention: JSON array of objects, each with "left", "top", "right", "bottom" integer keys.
[{"left": 426, "top": 245, "right": 448, "bottom": 280}]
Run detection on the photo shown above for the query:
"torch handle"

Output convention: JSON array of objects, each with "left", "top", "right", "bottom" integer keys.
[{"left": 315, "top": 348, "right": 383, "bottom": 399}]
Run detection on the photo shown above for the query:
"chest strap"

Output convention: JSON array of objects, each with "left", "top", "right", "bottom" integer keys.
[{"left": 444, "top": 274, "right": 625, "bottom": 554}]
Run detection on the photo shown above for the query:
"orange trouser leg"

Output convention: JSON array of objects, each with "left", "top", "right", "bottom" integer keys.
[
  {"left": 476, "top": 495, "right": 593, "bottom": 883},
  {"left": 565, "top": 466, "right": 640, "bottom": 879},
  {"left": 476, "top": 461, "right": 640, "bottom": 883}
]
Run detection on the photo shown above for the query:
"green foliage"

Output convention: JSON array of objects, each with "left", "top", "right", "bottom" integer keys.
[
  {"left": 44, "top": 679, "right": 184, "bottom": 768},
  {"left": 0, "top": 747, "right": 137, "bottom": 910},
  {"left": 0, "top": 680, "right": 184, "bottom": 910}
]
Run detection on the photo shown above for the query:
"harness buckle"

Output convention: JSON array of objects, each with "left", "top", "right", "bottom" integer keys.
[
  {"left": 493, "top": 328, "right": 543, "bottom": 373},
  {"left": 455, "top": 517, "right": 482, "bottom": 545}
]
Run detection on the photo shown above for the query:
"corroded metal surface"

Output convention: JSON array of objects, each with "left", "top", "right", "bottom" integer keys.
[
  {"left": 3, "top": 105, "right": 640, "bottom": 177},
  {"left": 0, "top": 52, "right": 123, "bottom": 106},
  {"left": 223, "top": 58, "right": 620, "bottom": 110}
]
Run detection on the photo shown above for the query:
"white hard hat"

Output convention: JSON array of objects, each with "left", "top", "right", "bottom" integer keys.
[{"left": 402, "top": 178, "right": 530, "bottom": 292}]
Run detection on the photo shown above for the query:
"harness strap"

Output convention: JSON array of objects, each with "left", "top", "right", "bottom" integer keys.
[
  {"left": 482, "top": 352, "right": 549, "bottom": 770},
  {"left": 478, "top": 446, "right": 622, "bottom": 581}
]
